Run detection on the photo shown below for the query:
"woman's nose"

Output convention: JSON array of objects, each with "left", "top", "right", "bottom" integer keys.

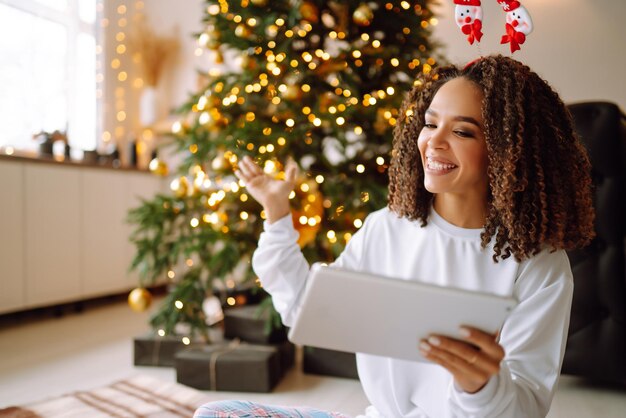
[{"left": 427, "top": 128, "right": 448, "bottom": 149}]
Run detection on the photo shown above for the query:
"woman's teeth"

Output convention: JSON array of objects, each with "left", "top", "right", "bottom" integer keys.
[{"left": 427, "top": 157, "right": 456, "bottom": 170}]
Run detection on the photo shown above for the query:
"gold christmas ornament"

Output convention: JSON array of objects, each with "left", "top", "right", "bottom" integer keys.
[
  {"left": 264, "top": 159, "right": 284, "bottom": 179},
  {"left": 266, "top": 24, "right": 279, "bottom": 38},
  {"left": 375, "top": 108, "right": 395, "bottom": 135},
  {"left": 171, "top": 176, "right": 190, "bottom": 198},
  {"left": 214, "top": 50, "right": 224, "bottom": 64},
  {"left": 211, "top": 153, "right": 230, "bottom": 171},
  {"left": 250, "top": 0, "right": 268, "bottom": 6},
  {"left": 149, "top": 158, "right": 169, "bottom": 176},
  {"left": 300, "top": 2, "right": 319, "bottom": 23},
  {"left": 128, "top": 287, "right": 152, "bottom": 312},
  {"left": 205, "top": 26, "right": 221, "bottom": 50},
  {"left": 319, "top": 92, "right": 336, "bottom": 112},
  {"left": 292, "top": 181, "right": 324, "bottom": 247},
  {"left": 328, "top": 1, "right": 350, "bottom": 32},
  {"left": 282, "top": 84, "right": 303, "bottom": 101},
  {"left": 240, "top": 54, "right": 257, "bottom": 70},
  {"left": 321, "top": 11, "right": 336, "bottom": 29},
  {"left": 353, "top": 3, "right": 374, "bottom": 26},
  {"left": 316, "top": 60, "right": 347, "bottom": 76},
  {"left": 235, "top": 24, "right": 251, "bottom": 38}
]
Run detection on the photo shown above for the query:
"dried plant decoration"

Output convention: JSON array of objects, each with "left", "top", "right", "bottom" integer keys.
[{"left": 129, "top": 18, "right": 179, "bottom": 87}]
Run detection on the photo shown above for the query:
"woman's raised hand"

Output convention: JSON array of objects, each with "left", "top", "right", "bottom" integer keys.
[{"left": 234, "top": 155, "right": 298, "bottom": 224}]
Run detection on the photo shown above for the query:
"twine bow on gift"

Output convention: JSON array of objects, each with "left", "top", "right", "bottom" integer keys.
[
  {"left": 207, "top": 339, "right": 279, "bottom": 391},
  {"left": 209, "top": 339, "right": 242, "bottom": 391},
  {"left": 151, "top": 335, "right": 162, "bottom": 366},
  {"left": 500, "top": 22, "right": 526, "bottom": 53},
  {"left": 462, "top": 19, "right": 483, "bottom": 45}
]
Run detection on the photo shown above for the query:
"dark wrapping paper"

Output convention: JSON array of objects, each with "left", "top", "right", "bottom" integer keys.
[
  {"left": 275, "top": 340, "right": 295, "bottom": 376},
  {"left": 223, "top": 305, "right": 287, "bottom": 344},
  {"left": 303, "top": 346, "right": 359, "bottom": 379},
  {"left": 133, "top": 329, "right": 223, "bottom": 367},
  {"left": 175, "top": 341, "right": 281, "bottom": 392},
  {"left": 133, "top": 333, "right": 187, "bottom": 367}
]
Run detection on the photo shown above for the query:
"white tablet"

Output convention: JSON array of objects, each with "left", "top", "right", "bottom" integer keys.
[{"left": 288, "top": 263, "right": 517, "bottom": 363}]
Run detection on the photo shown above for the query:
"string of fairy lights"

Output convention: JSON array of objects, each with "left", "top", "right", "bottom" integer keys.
[
  {"left": 128, "top": 1, "right": 441, "bottom": 336},
  {"left": 99, "top": 1, "right": 154, "bottom": 160},
  {"left": 160, "top": 1, "right": 439, "bottom": 250}
]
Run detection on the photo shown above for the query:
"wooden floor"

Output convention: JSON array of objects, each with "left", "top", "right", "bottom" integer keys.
[{"left": 0, "top": 298, "right": 624, "bottom": 417}]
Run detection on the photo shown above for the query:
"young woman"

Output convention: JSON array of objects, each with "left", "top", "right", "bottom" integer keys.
[{"left": 195, "top": 55, "right": 595, "bottom": 417}]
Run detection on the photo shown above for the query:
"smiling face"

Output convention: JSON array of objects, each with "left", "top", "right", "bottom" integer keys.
[
  {"left": 418, "top": 77, "right": 489, "bottom": 207},
  {"left": 506, "top": 6, "right": 533, "bottom": 34},
  {"left": 455, "top": 6, "right": 483, "bottom": 27}
]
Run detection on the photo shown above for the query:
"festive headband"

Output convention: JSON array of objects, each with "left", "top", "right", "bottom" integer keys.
[{"left": 453, "top": 0, "right": 534, "bottom": 53}]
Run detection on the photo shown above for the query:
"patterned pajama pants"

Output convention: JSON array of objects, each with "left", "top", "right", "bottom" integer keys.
[{"left": 194, "top": 400, "right": 352, "bottom": 418}]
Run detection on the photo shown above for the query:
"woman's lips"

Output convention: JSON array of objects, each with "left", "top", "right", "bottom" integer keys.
[{"left": 425, "top": 156, "right": 457, "bottom": 173}]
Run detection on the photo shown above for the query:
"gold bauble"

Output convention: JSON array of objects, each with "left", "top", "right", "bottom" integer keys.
[
  {"left": 211, "top": 153, "right": 230, "bottom": 171},
  {"left": 214, "top": 50, "right": 224, "bottom": 64},
  {"left": 321, "top": 11, "right": 336, "bottom": 29},
  {"left": 295, "top": 225, "right": 318, "bottom": 247},
  {"left": 282, "top": 84, "right": 302, "bottom": 101},
  {"left": 292, "top": 186, "right": 324, "bottom": 247},
  {"left": 374, "top": 108, "right": 393, "bottom": 135},
  {"left": 353, "top": 3, "right": 374, "bottom": 26},
  {"left": 316, "top": 61, "right": 347, "bottom": 76},
  {"left": 266, "top": 24, "right": 279, "bottom": 39},
  {"left": 328, "top": 1, "right": 350, "bottom": 32},
  {"left": 128, "top": 287, "right": 152, "bottom": 312},
  {"left": 149, "top": 158, "right": 169, "bottom": 176},
  {"left": 172, "top": 176, "right": 189, "bottom": 198},
  {"left": 319, "top": 92, "right": 336, "bottom": 112},
  {"left": 300, "top": 2, "right": 319, "bottom": 23},
  {"left": 235, "top": 24, "right": 251, "bottom": 38},
  {"left": 240, "top": 54, "right": 257, "bottom": 70},
  {"left": 250, "top": 0, "right": 268, "bottom": 6},
  {"left": 205, "top": 26, "right": 221, "bottom": 50},
  {"left": 264, "top": 159, "right": 284, "bottom": 179}
]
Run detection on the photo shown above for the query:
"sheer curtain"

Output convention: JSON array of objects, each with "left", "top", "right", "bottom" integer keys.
[{"left": 0, "top": 0, "right": 100, "bottom": 153}]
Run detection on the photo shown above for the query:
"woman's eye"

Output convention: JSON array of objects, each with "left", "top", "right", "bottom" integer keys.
[
  {"left": 454, "top": 130, "right": 474, "bottom": 138},
  {"left": 424, "top": 123, "right": 437, "bottom": 129}
]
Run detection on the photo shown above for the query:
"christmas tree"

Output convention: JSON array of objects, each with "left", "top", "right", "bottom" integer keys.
[{"left": 128, "top": 0, "right": 442, "bottom": 341}]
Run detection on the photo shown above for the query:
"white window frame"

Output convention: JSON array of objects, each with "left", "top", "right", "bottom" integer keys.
[{"left": 0, "top": 0, "right": 102, "bottom": 153}]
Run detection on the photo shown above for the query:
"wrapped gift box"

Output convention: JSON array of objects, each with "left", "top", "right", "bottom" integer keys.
[
  {"left": 134, "top": 332, "right": 188, "bottom": 367},
  {"left": 175, "top": 342, "right": 281, "bottom": 392},
  {"left": 223, "top": 304, "right": 287, "bottom": 344},
  {"left": 133, "top": 329, "right": 223, "bottom": 367},
  {"left": 302, "top": 346, "right": 359, "bottom": 379},
  {"left": 275, "top": 339, "right": 295, "bottom": 376}
]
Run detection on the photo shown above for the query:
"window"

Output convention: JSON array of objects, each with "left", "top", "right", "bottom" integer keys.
[{"left": 0, "top": 0, "right": 101, "bottom": 153}]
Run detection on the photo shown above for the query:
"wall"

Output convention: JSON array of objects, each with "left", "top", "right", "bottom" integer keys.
[
  {"left": 115, "top": 0, "right": 625, "bottom": 145},
  {"left": 431, "top": 0, "right": 626, "bottom": 108},
  {"left": 138, "top": 0, "right": 213, "bottom": 125},
  {"left": 102, "top": 0, "right": 213, "bottom": 165}
]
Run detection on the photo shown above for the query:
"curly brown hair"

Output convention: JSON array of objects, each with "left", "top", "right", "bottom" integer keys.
[{"left": 388, "top": 55, "right": 595, "bottom": 261}]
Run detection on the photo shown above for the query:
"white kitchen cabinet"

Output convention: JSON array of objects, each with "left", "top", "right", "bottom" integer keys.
[
  {"left": 81, "top": 168, "right": 133, "bottom": 298},
  {"left": 0, "top": 157, "right": 165, "bottom": 314},
  {"left": 0, "top": 161, "right": 26, "bottom": 313},
  {"left": 24, "top": 164, "right": 82, "bottom": 308},
  {"left": 81, "top": 167, "right": 166, "bottom": 297}
]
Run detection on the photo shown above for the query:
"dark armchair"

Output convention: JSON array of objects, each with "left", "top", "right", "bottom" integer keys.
[{"left": 562, "top": 101, "right": 626, "bottom": 383}]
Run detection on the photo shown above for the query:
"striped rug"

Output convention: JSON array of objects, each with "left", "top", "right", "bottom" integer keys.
[{"left": 0, "top": 375, "right": 212, "bottom": 418}]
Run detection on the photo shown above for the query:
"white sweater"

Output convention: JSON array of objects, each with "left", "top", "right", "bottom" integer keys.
[{"left": 252, "top": 207, "right": 573, "bottom": 418}]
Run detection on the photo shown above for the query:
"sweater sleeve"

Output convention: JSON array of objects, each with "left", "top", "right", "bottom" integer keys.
[
  {"left": 252, "top": 212, "right": 370, "bottom": 327},
  {"left": 447, "top": 250, "right": 574, "bottom": 418}
]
